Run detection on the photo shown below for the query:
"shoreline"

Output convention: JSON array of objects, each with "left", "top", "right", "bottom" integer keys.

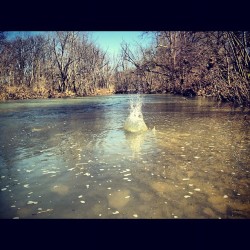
[
  {"left": 1, "top": 86, "right": 250, "bottom": 112},
  {"left": 0, "top": 86, "right": 115, "bottom": 101}
]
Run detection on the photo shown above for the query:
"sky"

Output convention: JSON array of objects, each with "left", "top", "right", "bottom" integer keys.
[
  {"left": 90, "top": 31, "right": 151, "bottom": 57},
  {"left": 7, "top": 31, "right": 152, "bottom": 61}
]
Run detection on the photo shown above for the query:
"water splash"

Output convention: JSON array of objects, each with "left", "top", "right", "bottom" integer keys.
[{"left": 124, "top": 94, "right": 148, "bottom": 132}]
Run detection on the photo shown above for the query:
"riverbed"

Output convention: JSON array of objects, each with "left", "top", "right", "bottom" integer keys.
[{"left": 0, "top": 94, "right": 249, "bottom": 218}]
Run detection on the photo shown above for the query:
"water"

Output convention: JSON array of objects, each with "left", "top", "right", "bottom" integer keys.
[
  {"left": 0, "top": 94, "right": 249, "bottom": 219},
  {"left": 124, "top": 94, "right": 148, "bottom": 132}
]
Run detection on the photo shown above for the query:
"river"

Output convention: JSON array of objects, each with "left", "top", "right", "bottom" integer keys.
[{"left": 0, "top": 94, "right": 249, "bottom": 218}]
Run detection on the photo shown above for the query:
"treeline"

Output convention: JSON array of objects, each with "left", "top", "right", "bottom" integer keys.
[
  {"left": 0, "top": 31, "right": 114, "bottom": 100},
  {"left": 116, "top": 31, "right": 250, "bottom": 107},
  {"left": 0, "top": 31, "right": 250, "bottom": 107}
]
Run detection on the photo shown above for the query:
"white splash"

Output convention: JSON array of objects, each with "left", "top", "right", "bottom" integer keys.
[{"left": 124, "top": 94, "right": 147, "bottom": 133}]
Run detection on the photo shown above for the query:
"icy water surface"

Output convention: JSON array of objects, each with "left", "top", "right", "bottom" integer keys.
[{"left": 0, "top": 95, "right": 249, "bottom": 218}]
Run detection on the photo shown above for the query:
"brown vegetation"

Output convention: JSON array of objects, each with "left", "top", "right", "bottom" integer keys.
[
  {"left": 0, "top": 31, "right": 114, "bottom": 100},
  {"left": 116, "top": 32, "right": 250, "bottom": 107},
  {"left": 0, "top": 31, "right": 250, "bottom": 107}
]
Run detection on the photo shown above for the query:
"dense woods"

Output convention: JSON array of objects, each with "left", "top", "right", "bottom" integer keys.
[
  {"left": 118, "top": 31, "right": 250, "bottom": 107},
  {"left": 0, "top": 31, "right": 114, "bottom": 99},
  {"left": 0, "top": 31, "right": 250, "bottom": 107}
]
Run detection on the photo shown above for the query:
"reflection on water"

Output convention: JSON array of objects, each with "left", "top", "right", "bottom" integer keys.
[
  {"left": 0, "top": 95, "right": 249, "bottom": 219},
  {"left": 125, "top": 132, "right": 146, "bottom": 157}
]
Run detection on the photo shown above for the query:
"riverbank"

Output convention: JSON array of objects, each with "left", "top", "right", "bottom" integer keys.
[
  {"left": 1, "top": 85, "right": 250, "bottom": 112},
  {"left": 0, "top": 86, "right": 115, "bottom": 101}
]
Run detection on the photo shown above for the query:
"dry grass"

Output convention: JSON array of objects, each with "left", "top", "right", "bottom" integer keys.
[
  {"left": 0, "top": 85, "right": 50, "bottom": 100},
  {"left": 95, "top": 87, "right": 115, "bottom": 95},
  {"left": 0, "top": 84, "right": 116, "bottom": 101}
]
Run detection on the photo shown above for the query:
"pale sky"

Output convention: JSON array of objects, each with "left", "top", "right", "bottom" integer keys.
[
  {"left": 7, "top": 31, "right": 152, "bottom": 61},
  {"left": 90, "top": 31, "right": 151, "bottom": 57}
]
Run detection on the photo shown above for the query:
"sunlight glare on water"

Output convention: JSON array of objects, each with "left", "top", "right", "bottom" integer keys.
[{"left": 0, "top": 95, "right": 249, "bottom": 218}]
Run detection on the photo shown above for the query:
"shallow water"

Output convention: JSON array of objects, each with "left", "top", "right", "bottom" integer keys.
[{"left": 0, "top": 94, "right": 249, "bottom": 219}]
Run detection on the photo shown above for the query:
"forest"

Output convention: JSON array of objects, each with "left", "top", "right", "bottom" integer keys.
[{"left": 0, "top": 31, "right": 250, "bottom": 107}]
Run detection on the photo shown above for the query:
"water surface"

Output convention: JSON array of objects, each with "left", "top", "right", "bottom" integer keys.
[{"left": 0, "top": 95, "right": 249, "bottom": 218}]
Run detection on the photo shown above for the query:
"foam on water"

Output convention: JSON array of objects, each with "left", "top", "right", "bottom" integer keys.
[{"left": 124, "top": 95, "right": 148, "bottom": 132}]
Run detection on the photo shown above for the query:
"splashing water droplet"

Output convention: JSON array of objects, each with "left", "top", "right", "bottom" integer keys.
[{"left": 124, "top": 95, "right": 148, "bottom": 132}]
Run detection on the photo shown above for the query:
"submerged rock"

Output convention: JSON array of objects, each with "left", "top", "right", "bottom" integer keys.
[{"left": 108, "top": 189, "right": 131, "bottom": 209}]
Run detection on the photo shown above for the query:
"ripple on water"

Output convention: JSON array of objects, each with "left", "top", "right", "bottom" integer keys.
[{"left": 0, "top": 95, "right": 249, "bottom": 219}]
